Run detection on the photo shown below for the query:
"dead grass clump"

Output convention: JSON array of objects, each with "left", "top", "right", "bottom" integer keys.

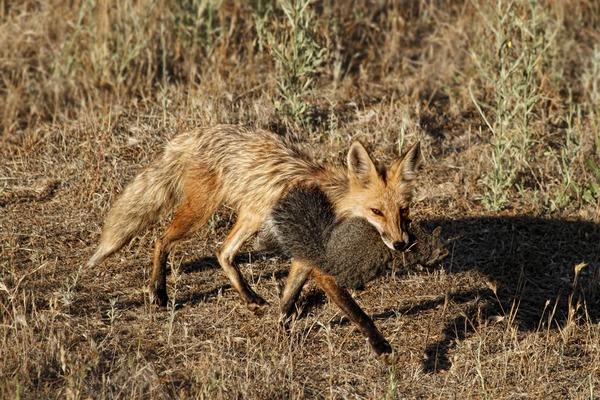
[{"left": 0, "top": 0, "right": 262, "bottom": 137}]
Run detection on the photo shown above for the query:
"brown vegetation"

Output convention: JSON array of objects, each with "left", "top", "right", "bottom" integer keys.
[{"left": 1, "top": 0, "right": 599, "bottom": 398}]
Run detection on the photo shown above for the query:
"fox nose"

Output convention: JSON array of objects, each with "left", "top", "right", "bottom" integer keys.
[{"left": 393, "top": 241, "right": 407, "bottom": 251}]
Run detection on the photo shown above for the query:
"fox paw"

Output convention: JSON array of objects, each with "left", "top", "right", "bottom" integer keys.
[
  {"left": 278, "top": 309, "right": 300, "bottom": 329},
  {"left": 379, "top": 349, "right": 397, "bottom": 365},
  {"left": 148, "top": 287, "right": 168, "bottom": 307},
  {"left": 246, "top": 299, "right": 268, "bottom": 316},
  {"left": 371, "top": 340, "right": 395, "bottom": 365}
]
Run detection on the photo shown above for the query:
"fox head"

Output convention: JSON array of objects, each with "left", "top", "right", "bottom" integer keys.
[{"left": 340, "top": 141, "right": 422, "bottom": 251}]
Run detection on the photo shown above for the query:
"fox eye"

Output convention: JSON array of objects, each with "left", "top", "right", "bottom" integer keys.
[{"left": 371, "top": 208, "right": 383, "bottom": 216}]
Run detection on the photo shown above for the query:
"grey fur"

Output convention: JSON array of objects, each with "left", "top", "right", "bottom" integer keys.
[
  {"left": 324, "top": 216, "right": 391, "bottom": 288},
  {"left": 268, "top": 186, "right": 336, "bottom": 269},
  {"left": 265, "top": 186, "right": 448, "bottom": 289}
]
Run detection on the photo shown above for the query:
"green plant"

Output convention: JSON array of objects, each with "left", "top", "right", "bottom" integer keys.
[
  {"left": 582, "top": 159, "right": 600, "bottom": 206},
  {"left": 59, "top": 264, "right": 84, "bottom": 309},
  {"left": 549, "top": 102, "right": 583, "bottom": 211},
  {"left": 476, "top": 337, "right": 492, "bottom": 400},
  {"left": 173, "top": 0, "right": 224, "bottom": 79},
  {"left": 470, "top": 0, "right": 557, "bottom": 210},
  {"left": 106, "top": 297, "right": 120, "bottom": 333},
  {"left": 386, "top": 351, "right": 398, "bottom": 400},
  {"left": 261, "top": 0, "right": 325, "bottom": 127},
  {"left": 548, "top": 100, "right": 600, "bottom": 212}
]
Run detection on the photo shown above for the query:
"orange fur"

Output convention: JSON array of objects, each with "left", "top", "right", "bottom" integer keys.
[{"left": 86, "top": 124, "right": 421, "bottom": 308}]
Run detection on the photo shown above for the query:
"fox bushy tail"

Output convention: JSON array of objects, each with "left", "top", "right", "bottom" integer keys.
[{"left": 86, "top": 146, "right": 188, "bottom": 268}]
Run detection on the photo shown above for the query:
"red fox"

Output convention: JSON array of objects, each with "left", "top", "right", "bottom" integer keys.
[{"left": 86, "top": 125, "right": 422, "bottom": 317}]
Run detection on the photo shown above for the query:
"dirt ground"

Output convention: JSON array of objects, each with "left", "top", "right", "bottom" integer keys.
[{"left": 2, "top": 1, "right": 600, "bottom": 398}]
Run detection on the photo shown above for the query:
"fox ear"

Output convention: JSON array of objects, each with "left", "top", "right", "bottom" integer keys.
[
  {"left": 347, "top": 142, "right": 378, "bottom": 186},
  {"left": 389, "top": 141, "right": 422, "bottom": 183}
]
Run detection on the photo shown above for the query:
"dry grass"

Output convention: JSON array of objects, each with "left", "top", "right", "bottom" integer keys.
[{"left": 1, "top": 0, "right": 600, "bottom": 398}]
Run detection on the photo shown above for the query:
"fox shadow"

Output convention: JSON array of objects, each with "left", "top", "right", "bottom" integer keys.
[{"left": 409, "top": 216, "right": 600, "bottom": 373}]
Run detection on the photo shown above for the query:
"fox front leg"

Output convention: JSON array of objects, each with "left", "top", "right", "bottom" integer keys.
[
  {"left": 217, "top": 212, "right": 268, "bottom": 312},
  {"left": 280, "top": 259, "right": 313, "bottom": 322},
  {"left": 311, "top": 269, "right": 394, "bottom": 363}
]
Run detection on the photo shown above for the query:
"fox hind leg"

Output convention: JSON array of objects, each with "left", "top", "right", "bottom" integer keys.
[{"left": 149, "top": 169, "right": 223, "bottom": 306}]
